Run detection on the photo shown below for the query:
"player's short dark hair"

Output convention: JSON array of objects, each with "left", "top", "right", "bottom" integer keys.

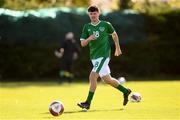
[{"left": 88, "top": 5, "right": 99, "bottom": 12}]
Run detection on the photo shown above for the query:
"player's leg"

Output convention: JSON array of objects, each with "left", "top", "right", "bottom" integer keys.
[
  {"left": 102, "top": 75, "right": 126, "bottom": 91},
  {"left": 86, "top": 71, "right": 99, "bottom": 104},
  {"left": 98, "top": 57, "right": 131, "bottom": 106},
  {"left": 102, "top": 75, "right": 131, "bottom": 106},
  {"left": 77, "top": 71, "right": 99, "bottom": 110}
]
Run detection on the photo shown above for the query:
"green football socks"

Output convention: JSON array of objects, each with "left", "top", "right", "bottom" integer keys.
[
  {"left": 86, "top": 91, "right": 94, "bottom": 104},
  {"left": 117, "top": 84, "right": 128, "bottom": 94}
]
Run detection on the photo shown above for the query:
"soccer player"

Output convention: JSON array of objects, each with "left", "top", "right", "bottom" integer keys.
[{"left": 77, "top": 5, "right": 131, "bottom": 110}]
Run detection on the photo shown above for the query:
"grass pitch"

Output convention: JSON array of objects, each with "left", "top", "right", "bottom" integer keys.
[{"left": 0, "top": 80, "right": 180, "bottom": 120}]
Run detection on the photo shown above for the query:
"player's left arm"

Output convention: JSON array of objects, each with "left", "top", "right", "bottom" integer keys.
[{"left": 111, "top": 31, "right": 122, "bottom": 56}]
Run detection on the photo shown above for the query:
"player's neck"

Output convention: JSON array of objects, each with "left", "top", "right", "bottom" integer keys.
[{"left": 91, "top": 20, "right": 100, "bottom": 26}]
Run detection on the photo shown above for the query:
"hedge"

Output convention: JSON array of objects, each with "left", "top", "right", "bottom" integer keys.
[{"left": 0, "top": 10, "right": 180, "bottom": 80}]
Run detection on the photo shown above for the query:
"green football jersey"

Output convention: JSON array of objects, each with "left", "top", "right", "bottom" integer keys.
[{"left": 80, "top": 21, "right": 115, "bottom": 59}]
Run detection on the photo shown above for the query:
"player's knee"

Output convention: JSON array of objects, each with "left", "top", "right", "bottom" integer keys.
[
  {"left": 89, "top": 72, "right": 98, "bottom": 80},
  {"left": 101, "top": 75, "right": 112, "bottom": 84},
  {"left": 102, "top": 78, "right": 111, "bottom": 84}
]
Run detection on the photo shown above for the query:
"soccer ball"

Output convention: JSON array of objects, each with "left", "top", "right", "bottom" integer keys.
[
  {"left": 118, "top": 77, "right": 126, "bottom": 84},
  {"left": 49, "top": 100, "right": 64, "bottom": 116},
  {"left": 130, "top": 92, "right": 141, "bottom": 102}
]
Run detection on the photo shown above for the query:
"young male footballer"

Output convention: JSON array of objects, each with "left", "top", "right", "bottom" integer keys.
[{"left": 77, "top": 5, "right": 131, "bottom": 110}]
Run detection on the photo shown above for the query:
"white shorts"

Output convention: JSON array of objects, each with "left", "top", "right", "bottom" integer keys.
[{"left": 91, "top": 57, "right": 110, "bottom": 77}]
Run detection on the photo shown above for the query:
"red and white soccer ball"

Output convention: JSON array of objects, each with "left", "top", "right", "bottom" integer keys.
[
  {"left": 49, "top": 100, "right": 64, "bottom": 116},
  {"left": 130, "top": 92, "right": 142, "bottom": 102}
]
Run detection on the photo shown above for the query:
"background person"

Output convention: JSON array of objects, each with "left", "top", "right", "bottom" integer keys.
[{"left": 54, "top": 32, "right": 80, "bottom": 83}]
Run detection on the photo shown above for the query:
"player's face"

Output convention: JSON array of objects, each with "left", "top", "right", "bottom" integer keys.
[{"left": 88, "top": 11, "right": 99, "bottom": 23}]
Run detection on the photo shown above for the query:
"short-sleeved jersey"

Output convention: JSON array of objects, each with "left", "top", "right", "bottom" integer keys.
[{"left": 80, "top": 21, "right": 115, "bottom": 59}]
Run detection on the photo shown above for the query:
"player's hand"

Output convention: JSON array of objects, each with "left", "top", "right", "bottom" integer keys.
[
  {"left": 114, "top": 48, "right": 122, "bottom": 56},
  {"left": 81, "top": 35, "right": 96, "bottom": 47},
  {"left": 88, "top": 34, "right": 96, "bottom": 41}
]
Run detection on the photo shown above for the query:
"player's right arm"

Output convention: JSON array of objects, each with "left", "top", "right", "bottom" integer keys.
[
  {"left": 80, "top": 35, "right": 96, "bottom": 47},
  {"left": 80, "top": 24, "right": 96, "bottom": 47}
]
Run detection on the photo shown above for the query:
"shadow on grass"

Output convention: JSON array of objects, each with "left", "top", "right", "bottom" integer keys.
[
  {"left": 42, "top": 108, "right": 124, "bottom": 115},
  {"left": 64, "top": 108, "right": 124, "bottom": 114}
]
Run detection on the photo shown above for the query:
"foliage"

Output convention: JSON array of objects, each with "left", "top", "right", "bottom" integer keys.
[
  {"left": 1, "top": 0, "right": 89, "bottom": 10},
  {"left": 1, "top": 0, "right": 179, "bottom": 15},
  {"left": 0, "top": 0, "right": 5, "bottom": 7},
  {"left": 119, "top": 0, "right": 133, "bottom": 10},
  {"left": 132, "top": 0, "right": 178, "bottom": 15}
]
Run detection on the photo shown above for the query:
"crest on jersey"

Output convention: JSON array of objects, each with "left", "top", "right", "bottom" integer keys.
[{"left": 99, "top": 27, "right": 105, "bottom": 32}]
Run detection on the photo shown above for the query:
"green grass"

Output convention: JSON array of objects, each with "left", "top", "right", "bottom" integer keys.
[{"left": 0, "top": 80, "right": 180, "bottom": 120}]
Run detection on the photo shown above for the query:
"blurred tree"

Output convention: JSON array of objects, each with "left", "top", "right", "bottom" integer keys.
[
  {"left": 119, "top": 0, "right": 132, "bottom": 10},
  {"left": 0, "top": 0, "right": 5, "bottom": 7},
  {"left": 73, "top": 0, "right": 89, "bottom": 7},
  {"left": 131, "top": 0, "right": 174, "bottom": 14},
  {"left": 142, "top": 0, "right": 171, "bottom": 14},
  {"left": 90, "top": 0, "right": 120, "bottom": 12},
  {"left": 1, "top": 0, "right": 89, "bottom": 10}
]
